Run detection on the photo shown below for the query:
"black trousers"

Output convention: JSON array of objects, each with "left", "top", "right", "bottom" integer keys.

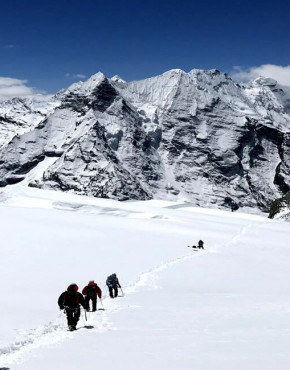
[
  {"left": 65, "top": 307, "right": 81, "bottom": 326},
  {"left": 85, "top": 295, "right": 97, "bottom": 311},
  {"left": 109, "top": 286, "right": 118, "bottom": 298}
]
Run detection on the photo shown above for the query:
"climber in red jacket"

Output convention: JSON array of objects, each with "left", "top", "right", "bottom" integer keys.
[{"left": 82, "top": 280, "right": 102, "bottom": 312}]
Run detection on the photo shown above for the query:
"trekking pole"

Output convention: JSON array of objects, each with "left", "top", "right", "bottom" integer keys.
[
  {"left": 102, "top": 285, "right": 108, "bottom": 299},
  {"left": 99, "top": 298, "right": 105, "bottom": 310},
  {"left": 61, "top": 307, "right": 67, "bottom": 327},
  {"left": 81, "top": 307, "right": 87, "bottom": 326},
  {"left": 120, "top": 287, "right": 125, "bottom": 296}
]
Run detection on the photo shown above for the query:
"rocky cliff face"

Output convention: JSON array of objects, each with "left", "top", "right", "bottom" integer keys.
[
  {"left": 268, "top": 191, "right": 290, "bottom": 220},
  {"left": 0, "top": 69, "right": 290, "bottom": 213}
]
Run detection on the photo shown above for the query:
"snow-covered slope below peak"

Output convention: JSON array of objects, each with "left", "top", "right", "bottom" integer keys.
[
  {"left": 0, "top": 94, "right": 57, "bottom": 115},
  {"left": 0, "top": 95, "right": 60, "bottom": 149},
  {"left": 115, "top": 69, "right": 189, "bottom": 112},
  {"left": 243, "top": 78, "right": 290, "bottom": 132},
  {"left": 113, "top": 68, "right": 256, "bottom": 124}
]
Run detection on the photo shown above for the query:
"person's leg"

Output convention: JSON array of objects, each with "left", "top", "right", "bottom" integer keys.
[
  {"left": 85, "top": 296, "right": 90, "bottom": 311},
  {"left": 114, "top": 286, "right": 118, "bottom": 298},
  {"left": 72, "top": 307, "right": 81, "bottom": 328},
  {"left": 66, "top": 309, "right": 74, "bottom": 327},
  {"left": 109, "top": 287, "right": 114, "bottom": 298},
  {"left": 92, "top": 296, "right": 97, "bottom": 311}
]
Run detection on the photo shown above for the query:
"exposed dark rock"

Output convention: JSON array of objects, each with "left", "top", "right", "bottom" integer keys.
[
  {"left": 91, "top": 79, "right": 118, "bottom": 113},
  {"left": 269, "top": 192, "right": 290, "bottom": 219},
  {"left": 223, "top": 197, "right": 239, "bottom": 211},
  {"left": 60, "top": 93, "right": 91, "bottom": 113}
]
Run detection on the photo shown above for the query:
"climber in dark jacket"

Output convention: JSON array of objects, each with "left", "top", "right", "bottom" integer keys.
[
  {"left": 58, "top": 283, "right": 86, "bottom": 331},
  {"left": 198, "top": 240, "right": 204, "bottom": 249},
  {"left": 82, "top": 280, "right": 102, "bottom": 312},
  {"left": 190, "top": 240, "right": 205, "bottom": 250},
  {"left": 106, "top": 273, "right": 121, "bottom": 298}
]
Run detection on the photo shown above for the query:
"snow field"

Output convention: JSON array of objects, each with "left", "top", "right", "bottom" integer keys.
[{"left": 0, "top": 188, "right": 289, "bottom": 369}]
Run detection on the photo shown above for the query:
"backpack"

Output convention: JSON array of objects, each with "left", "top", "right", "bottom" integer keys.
[
  {"left": 106, "top": 275, "right": 117, "bottom": 288},
  {"left": 64, "top": 291, "right": 79, "bottom": 307}
]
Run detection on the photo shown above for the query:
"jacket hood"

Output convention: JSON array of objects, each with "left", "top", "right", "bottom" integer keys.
[{"left": 67, "top": 283, "right": 79, "bottom": 292}]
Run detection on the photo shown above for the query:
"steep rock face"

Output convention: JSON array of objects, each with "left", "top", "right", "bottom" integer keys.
[
  {"left": 269, "top": 191, "right": 290, "bottom": 220},
  {"left": 0, "top": 74, "right": 151, "bottom": 200},
  {"left": 32, "top": 122, "right": 150, "bottom": 200},
  {"left": 1, "top": 69, "right": 290, "bottom": 212},
  {"left": 113, "top": 69, "right": 290, "bottom": 211}
]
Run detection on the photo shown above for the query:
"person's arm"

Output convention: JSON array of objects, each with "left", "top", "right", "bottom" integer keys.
[
  {"left": 96, "top": 286, "right": 102, "bottom": 299},
  {"left": 58, "top": 292, "right": 65, "bottom": 309},
  {"left": 78, "top": 293, "right": 87, "bottom": 309},
  {"left": 82, "top": 286, "right": 88, "bottom": 296}
]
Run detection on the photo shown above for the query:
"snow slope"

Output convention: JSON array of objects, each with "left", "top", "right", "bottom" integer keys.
[
  {"left": 0, "top": 186, "right": 289, "bottom": 370},
  {"left": 0, "top": 95, "right": 60, "bottom": 149}
]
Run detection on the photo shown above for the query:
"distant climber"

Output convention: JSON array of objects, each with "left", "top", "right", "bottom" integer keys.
[
  {"left": 189, "top": 240, "right": 205, "bottom": 249},
  {"left": 58, "top": 283, "right": 86, "bottom": 331},
  {"left": 106, "top": 273, "right": 121, "bottom": 298},
  {"left": 198, "top": 240, "right": 204, "bottom": 249},
  {"left": 82, "top": 280, "right": 102, "bottom": 312}
]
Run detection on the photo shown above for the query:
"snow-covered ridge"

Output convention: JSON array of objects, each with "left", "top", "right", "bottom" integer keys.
[
  {"left": 1, "top": 68, "right": 290, "bottom": 214},
  {"left": 243, "top": 77, "right": 290, "bottom": 130},
  {"left": 65, "top": 72, "right": 106, "bottom": 96},
  {"left": 0, "top": 95, "right": 60, "bottom": 149}
]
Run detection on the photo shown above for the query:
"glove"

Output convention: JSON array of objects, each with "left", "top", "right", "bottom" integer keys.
[{"left": 59, "top": 306, "right": 64, "bottom": 310}]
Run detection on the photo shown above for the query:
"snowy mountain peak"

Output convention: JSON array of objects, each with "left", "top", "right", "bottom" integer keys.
[
  {"left": 162, "top": 68, "right": 186, "bottom": 76},
  {"left": 111, "top": 75, "right": 126, "bottom": 84},
  {"left": 66, "top": 72, "right": 106, "bottom": 95},
  {"left": 252, "top": 76, "right": 278, "bottom": 87}
]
